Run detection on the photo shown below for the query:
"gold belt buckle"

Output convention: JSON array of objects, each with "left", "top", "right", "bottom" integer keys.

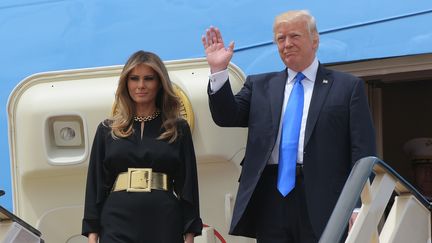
[{"left": 127, "top": 168, "right": 152, "bottom": 192}]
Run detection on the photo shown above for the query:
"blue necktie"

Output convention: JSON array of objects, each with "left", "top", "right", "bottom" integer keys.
[{"left": 278, "top": 72, "right": 305, "bottom": 196}]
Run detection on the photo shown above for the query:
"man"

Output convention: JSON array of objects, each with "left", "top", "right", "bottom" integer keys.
[{"left": 202, "top": 10, "right": 376, "bottom": 243}]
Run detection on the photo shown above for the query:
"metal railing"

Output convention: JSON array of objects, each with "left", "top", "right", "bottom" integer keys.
[{"left": 320, "top": 156, "right": 431, "bottom": 243}]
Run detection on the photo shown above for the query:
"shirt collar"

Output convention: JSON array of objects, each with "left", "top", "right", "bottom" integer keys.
[{"left": 287, "top": 57, "right": 318, "bottom": 84}]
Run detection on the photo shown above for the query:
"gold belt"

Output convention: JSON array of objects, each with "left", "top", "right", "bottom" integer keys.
[{"left": 112, "top": 168, "right": 169, "bottom": 192}]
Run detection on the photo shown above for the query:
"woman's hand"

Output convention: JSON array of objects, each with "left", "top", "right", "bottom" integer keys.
[
  {"left": 88, "top": 232, "right": 99, "bottom": 243},
  {"left": 184, "top": 233, "right": 194, "bottom": 243}
]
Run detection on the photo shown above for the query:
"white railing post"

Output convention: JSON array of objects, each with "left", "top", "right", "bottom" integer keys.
[
  {"left": 346, "top": 173, "right": 395, "bottom": 243},
  {"left": 379, "top": 194, "right": 431, "bottom": 243}
]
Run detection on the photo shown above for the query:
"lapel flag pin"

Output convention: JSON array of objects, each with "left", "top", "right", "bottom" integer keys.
[{"left": 323, "top": 79, "right": 328, "bottom": 84}]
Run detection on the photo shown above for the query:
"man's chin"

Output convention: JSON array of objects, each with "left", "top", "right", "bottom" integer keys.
[{"left": 282, "top": 58, "right": 296, "bottom": 67}]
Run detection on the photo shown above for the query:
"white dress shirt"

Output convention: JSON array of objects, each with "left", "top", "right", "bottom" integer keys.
[{"left": 209, "top": 57, "right": 319, "bottom": 165}]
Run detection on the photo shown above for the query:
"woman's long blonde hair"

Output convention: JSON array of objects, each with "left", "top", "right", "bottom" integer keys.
[{"left": 110, "top": 50, "right": 181, "bottom": 143}]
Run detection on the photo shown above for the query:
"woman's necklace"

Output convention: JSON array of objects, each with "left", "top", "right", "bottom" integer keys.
[{"left": 133, "top": 110, "right": 161, "bottom": 122}]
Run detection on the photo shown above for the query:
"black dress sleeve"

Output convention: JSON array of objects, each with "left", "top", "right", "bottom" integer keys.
[
  {"left": 82, "top": 122, "right": 109, "bottom": 237},
  {"left": 174, "top": 119, "right": 203, "bottom": 235}
]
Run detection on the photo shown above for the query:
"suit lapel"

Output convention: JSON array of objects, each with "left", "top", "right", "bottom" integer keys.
[
  {"left": 304, "top": 64, "right": 332, "bottom": 146},
  {"left": 268, "top": 70, "right": 288, "bottom": 134}
]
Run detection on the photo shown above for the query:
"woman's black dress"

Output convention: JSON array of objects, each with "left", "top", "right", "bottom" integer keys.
[{"left": 82, "top": 117, "right": 202, "bottom": 242}]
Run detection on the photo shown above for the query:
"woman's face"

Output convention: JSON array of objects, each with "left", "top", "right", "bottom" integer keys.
[{"left": 127, "top": 63, "right": 160, "bottom": 109}]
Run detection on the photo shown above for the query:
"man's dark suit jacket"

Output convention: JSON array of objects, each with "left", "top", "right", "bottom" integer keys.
[{"left": 208, "top": 64, "right": 376, "bottom": 238}]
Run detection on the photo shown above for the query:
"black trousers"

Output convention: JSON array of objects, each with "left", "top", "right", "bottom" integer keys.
[{"left": 253, "top": 165, "right": 318, "bottom": 243}]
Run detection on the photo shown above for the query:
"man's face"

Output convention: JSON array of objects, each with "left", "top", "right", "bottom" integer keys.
[{"left": 274, "top": 20, "right": 318, "bottom": 72}]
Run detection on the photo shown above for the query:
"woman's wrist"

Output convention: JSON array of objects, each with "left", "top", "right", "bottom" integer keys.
[
  {"left": 184, "top": 232, "right": 194, "bottom": 243},
  {"left": 88, "top": 232, "right": 99, "bottom": 243}
]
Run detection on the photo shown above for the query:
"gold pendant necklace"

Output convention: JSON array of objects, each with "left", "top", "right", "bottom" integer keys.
[{"left": 133, "top": 110, "right": 161, "bottom": 122}]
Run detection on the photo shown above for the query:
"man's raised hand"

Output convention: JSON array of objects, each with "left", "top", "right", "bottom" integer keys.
[{"left": 201, "top": 26, "right": 234, "bottom": 73}]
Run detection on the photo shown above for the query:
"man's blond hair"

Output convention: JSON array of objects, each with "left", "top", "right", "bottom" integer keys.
[{"left": 273, "top": 10, "right": 318, "bottom": 41}]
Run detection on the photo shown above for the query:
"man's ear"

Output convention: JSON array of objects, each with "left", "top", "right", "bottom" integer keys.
[{"left": 313, "top": 34, "right": 319, "bottom": 51}]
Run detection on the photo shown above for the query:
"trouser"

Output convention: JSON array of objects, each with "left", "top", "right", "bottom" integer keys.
[{"left": 254, "top": 165, "right": 318, "bottom": 243}]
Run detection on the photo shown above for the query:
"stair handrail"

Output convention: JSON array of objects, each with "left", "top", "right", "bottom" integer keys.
[{"left": 319, "top": 156, "right": 431, "bottom": 243}]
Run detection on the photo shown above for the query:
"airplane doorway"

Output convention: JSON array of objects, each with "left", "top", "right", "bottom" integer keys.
[{"left": 328, "top": 53, "right": 432, "bottom": 195}]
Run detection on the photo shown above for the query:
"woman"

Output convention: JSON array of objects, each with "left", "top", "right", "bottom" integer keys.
[{"left": 82, "top": 50, "right": 202, "bottom": 243}]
